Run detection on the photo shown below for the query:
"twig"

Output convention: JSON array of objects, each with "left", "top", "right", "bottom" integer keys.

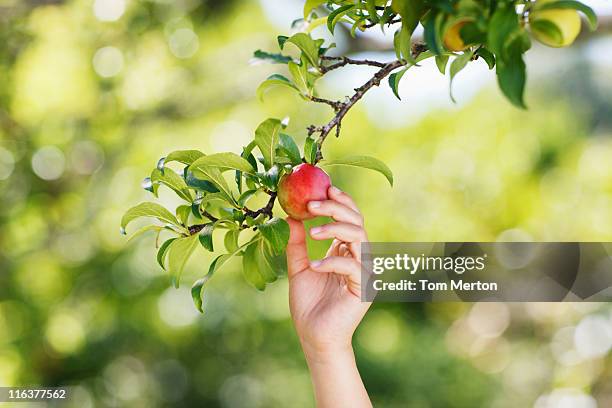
[{"left": 320, "top": 56, "right": 387, "bottom": 73}]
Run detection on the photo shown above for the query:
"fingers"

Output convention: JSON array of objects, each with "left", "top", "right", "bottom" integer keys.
[
  {"left": 310, "top": 222, "right": 367, "bottom": 244},
  {"left": 328, "top": 186, "right": 359, "bottom": 212},
  {"left": 307, "top": 199, "right": 363, "bottom": 226},
  {"left": 309, "top": 256, "right": 363, "bottom": 295},
  {"left": 286, "top": 217, "right": 309, "bottom": 277}
]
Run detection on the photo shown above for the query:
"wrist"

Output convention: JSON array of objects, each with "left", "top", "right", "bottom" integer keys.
[{"left": 301, "top": 339, "right": 354, "bottom": 366}]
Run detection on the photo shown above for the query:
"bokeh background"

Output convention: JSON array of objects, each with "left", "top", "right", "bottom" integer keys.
[{"left": 1, "top": 0, "right": 612, "bottom": 407}]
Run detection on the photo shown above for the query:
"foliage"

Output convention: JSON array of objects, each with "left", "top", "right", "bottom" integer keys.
[{"left": 122, "top": 0, "right": 599, "bottom": 312}]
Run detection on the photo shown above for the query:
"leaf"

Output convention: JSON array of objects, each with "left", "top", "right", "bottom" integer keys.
[
  {"left": 185, "top": 170, "right": 220, "bottom": 193},
  {"left": 487, "top": 3, "right": 520, "bottom": 58},
  {"left": 121, "top": 202, "right": 180, "bottom": 233},
  {"left": 277, "top": 35, "right": 289, "bottom": 49},
  {"left": 236, "top": 141, "right": 258, "bottom": 193},
  {"left": 257, "top": 74, "right": 300, "bottom": 101},
  {"left": 176, "top": 205, "right": 191, "bottom": 225},
  {"left": 529, "top": 18, "right": 564, "bottom": 44},
  {"left": 157, "top": 238, "right": 177, "bottom": 270},
  {"left": 475, "top": 48, "right": 495, "bottom": 70},
  {"left": 366, "top": 0, "right": 379, "bottom": 23},
  {"left": 282, "top": 33, "right": 322, "bottom": 68},
  {"left": 237, "top": 189, "right": 258, "bottom": 206},
  {"left": 252, "top": 50, "right": 292, "bottom": 64},
  {"left": 150, "top": 168, "right": 192, "bottom": 201},
  {"left": 322, "top": 155, "right": 393, "bottom": 186},
  {"left": 254, "top": 118, "right": 282, "bottom": 170},
  {"left": 388, "top": 68, "right": 408, "bottom": 100},
  {"left": 327, "top": 4, "right": 355, "bottom": 34},
  {"left": 255, "top": 240, "right": 279, "bottom": 283},
  {"left": 189, "top": 165, "right": 234, "bottom": 203},
  {"left": 191, "top": 152, "right": 256, "bottom": 174},
  {"left": 191, "top": 254, "right": 232, "bottom": 313},
  {"left": 423, "top": 11, "right": 445, "bottom": 55},
  {"left": 303, "top": 0, "right": 326, "bottom": 19},
  {"left": 279, "top": 133, "right": 302, "bottom": 165},
  {"left": 126, "top": 224, "right": 163, "bottom": 243},
  {"left": 243, "top": 241, "right": 266, "bottom": 290},
  {"left": 167, "top": 234, "right": 199, "bottom": 288},
  {"left": 164, "top": 150, "right": 205, "bottom": 166},
  {"left": 449, "top": 50, "right": 474, "bottom": 102},
  {"left": 535, "top": 0, "right": 597, "bottom": 30},
  {"left": 224, "top": 229, "right": 240, "bottom": 253},
  {"left": 258, "top": 217, "right": 290, "bottom": 255},
  {"left": 304, "top": 136, "right": 317, "bottom": 164},
  {"left": 288, "top": 61, "right": 311, "bottom": 95},
  {"left": 496, "top": 39, "right": 527, "bottom": 109},
  {"left": 435, "top": 54, "right": 449, "bottom": 74},
  {"left": 198, "top": 223, "right": 215, "bottom": 252}
]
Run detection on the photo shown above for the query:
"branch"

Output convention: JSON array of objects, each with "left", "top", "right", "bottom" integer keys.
[
  {"left": 320, "top": 56, "right": 386, "bottom": 73},
  {"left": 313, "top": 43, "right": 428, "bottom": 162}
]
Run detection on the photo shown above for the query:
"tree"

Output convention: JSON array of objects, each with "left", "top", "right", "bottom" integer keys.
[{"left": 121, "top": 0, "right": 598, "bottom": 312}]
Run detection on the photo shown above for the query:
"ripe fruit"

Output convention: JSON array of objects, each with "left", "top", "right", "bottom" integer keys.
[
  {"left": 443, "top": 21, "right": 469, "bottom": 52},
  {"left": 530, "top": 3, "right": 581, "bottom": 47},
  {"left": 278, "top": 163, "right": 331, "bottom": 220}
]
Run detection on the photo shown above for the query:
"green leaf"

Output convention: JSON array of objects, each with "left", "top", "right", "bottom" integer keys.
[
  {"left": 535, "top": 0, "right": 597, "bottom": 30},
  {"left": 304, "top": 0, "right": 326, "bottom": 19},
  {"left": 449, "top": 50, "right": 474, "bottom": 103},
  {"left": 278, "top": 133, "right": 302, "bottom": 165},
  {"left": 237, "top": 189, "right": 258, "bottom": 207},
  {"left": 243, "top": 240, "right": 266, "bottom": 290},
  {"left": 435, "top": 54, "right": 449, "bottom": 74},
  {"left": 121, "top": 202, "right": 180, "bottom": 233},
  {"left": 282, "top": 33, "right": 322, "bottom": 68},
  {"left": 252, "top": 50, "right": 292, "bottom": 64},
  {"left": 255, "top": 239, "right": 279, "bottom": 284},
  {"left": 191, "top": 152, "right": 256, "bottom": 175},
  {"left": 167, "top": 234, "right": 199, "bottom": 288},
  {"left": 327, "top": 4, "right": 355, "bottom": 34},
  {"left": 487, "top": 3, "right": 520, "bottom": 58},
  {"left": 288, "top": 61, "right": 311, "bottom": 95},
  {"left": 162, "top": 150, "right": 205, "bottom": 167},
  {"left": 198, "top": 223, "right": 214, "bottom": 252},
  {"left": 277, "top": 35, "right": 289, "bottom": 49},
  {"left": 189, "top": 165, "right": 234, "bottom": 203},
  {"left": 185, "top": 170, "right": 220, "bottom": 193},
  {"left": 176, "top": 205, "right": 191, "bottom": 225},
  {"left": 366, "top": 0, "right": 379, "bottom": 22},
  {"left": 157, "top": 238, "right": 177, "bottom": 270},
  {"left": 475, "top": 48, "right": 495, "bottom": 70},
  {"left": 423, "top": 11, "right": 445, "bottom": 55},
  {"left": 259, "top": 164, "right": 281, "bottom": 191},
  {"left": 191, "top": 253, "right": 232, "bottom": 313},
  {"left": 257, "top": 74, "right": 300, "bottom": 101},
  {"left": 224, "top": 229, "right": 240, "bottom": 253},
  {"left": 126, "top": 224, "right": 163, "bottom": 243},
  {"left": 258, "top": 217, "right": 290, "bottom": 255},
  {"left": 529, "top": 19, "right": 563, "bottom": 44},
  {"left": 496, "top": 39, "right": 527, "bottom": 109},
  {"left": 150, "top": 168, "right": 192, "bottom": 201},
  {"left": 322, "top": 155, "right": 393, "bottom": 186},
  {"left": 388, "top": 68, "right": 408, "bottom": 100},
  {"left": 304, "top": 136, "right": 317, "bottom": 164},
  {"left": 254, "top": 118, "right": 282, "bottom": 170}
]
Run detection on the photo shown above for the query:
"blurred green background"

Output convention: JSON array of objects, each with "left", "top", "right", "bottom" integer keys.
[{"left": 1, "top": 0, "right": 612, "bottom": 407}]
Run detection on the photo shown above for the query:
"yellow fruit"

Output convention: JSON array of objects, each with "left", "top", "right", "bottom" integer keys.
[
  {"left": 443, "top": 21, "right": 469, "bottom": 52},
  {"left": 530, "top": 7, "right": 581, "bottom": 47}
]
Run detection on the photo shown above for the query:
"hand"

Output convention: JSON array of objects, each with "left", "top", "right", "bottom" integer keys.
[{"left": 286, "top": 186, "right": 371, "bottom": 355}]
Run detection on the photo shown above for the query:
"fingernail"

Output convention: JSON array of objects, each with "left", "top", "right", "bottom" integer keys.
[
  {"left": 309, "top": 201, "right": 321, "bottom": 209},
  {"left": 330, "top": 186, "right": 342, "bottom": 195},
  {"left": 310, "top": 226, "right": 323, "bottom": 235},
  {"left": 310, "top": 260, "right": 322, "bottom": 268}
]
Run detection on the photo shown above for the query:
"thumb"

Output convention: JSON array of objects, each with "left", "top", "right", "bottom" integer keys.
[{"left": 286, "top": 217, "right": 309, "bottom": 277}]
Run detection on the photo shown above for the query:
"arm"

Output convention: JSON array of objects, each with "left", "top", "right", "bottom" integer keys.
[{"left": 286, "top": 186, "right": 372, "bottom": 408}]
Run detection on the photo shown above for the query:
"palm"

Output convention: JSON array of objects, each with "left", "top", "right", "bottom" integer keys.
[{"left": 287, "top": 219, "right": 369, "bottom": 349}]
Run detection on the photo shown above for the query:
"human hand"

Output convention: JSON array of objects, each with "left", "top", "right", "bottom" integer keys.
[{"left": 286, "top": 186, "right": 371, "bottom": 356}]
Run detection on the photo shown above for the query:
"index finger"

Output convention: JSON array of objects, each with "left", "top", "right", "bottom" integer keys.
[{"left": 328, "top": 186, "right": 360, "bottom": 213}]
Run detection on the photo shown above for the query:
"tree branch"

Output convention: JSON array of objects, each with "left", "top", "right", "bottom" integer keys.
[
  {"left": 320, "top": 56, "right": 387, "bottom": 73},
  {"left": 313, "top": 43, "right": 428, "bottom": 163}
]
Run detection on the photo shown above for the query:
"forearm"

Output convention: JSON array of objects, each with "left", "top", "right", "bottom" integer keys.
[{"left": 302, "top": 343, "right": 372, "bottom": 408}]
